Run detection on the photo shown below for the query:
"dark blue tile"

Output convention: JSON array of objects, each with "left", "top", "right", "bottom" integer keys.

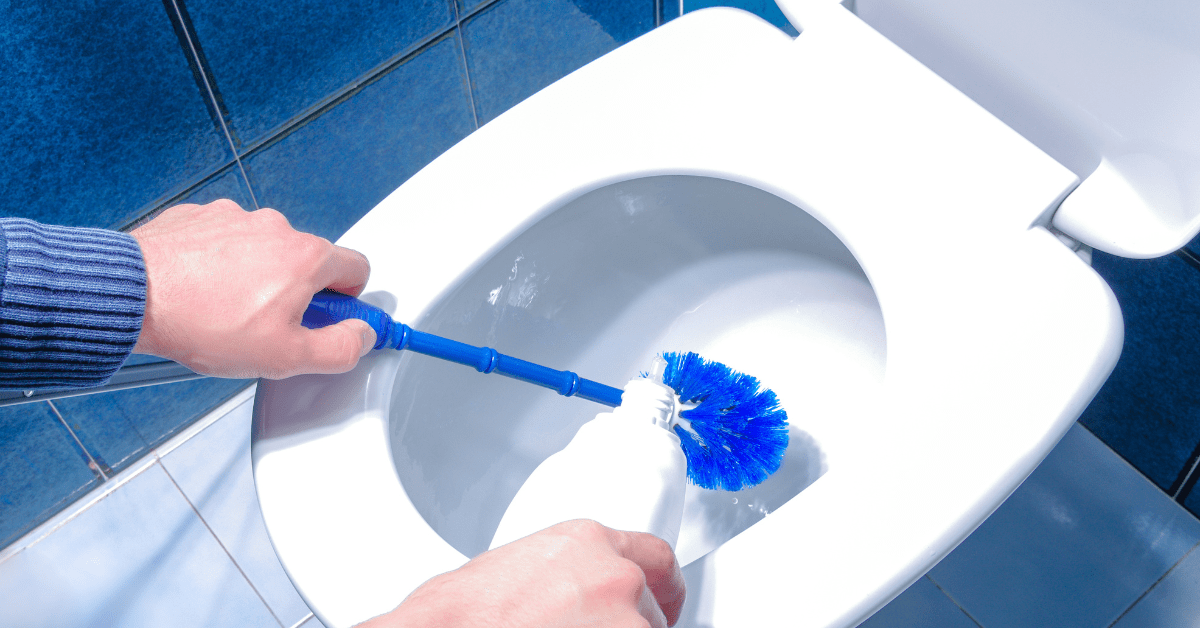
[
  {"left": 462, "top": 0, "right": 656, "bottom": 125},
  {"left": 127, "top": 162, "right": 258, "bottom": 230},
  {"left": 0, "top": 3, "right": 231, "bottom": 230},
  {"left": 53, "top": 378, "right": 251, "bottom": 474},
  {"left": 0, "top": 402, "right": 99, "bottom": 548},
  {"left": 185, "top": 0, "right": 455, "bottom": 148},
  {"left": 683, "top": 0, "right": 797, "bottom": 35},
  {"left": 243, "top": 34, "right": 476, "bottom": 242},
  {"left": 455, "top": 0, "right": 494, "bottom": 17},
  {"left": 1080, "top": 251, "right": 1200, "bottom": 491},
  {"left": 661, "top": 0, "right": 683, "bottom": 24}
]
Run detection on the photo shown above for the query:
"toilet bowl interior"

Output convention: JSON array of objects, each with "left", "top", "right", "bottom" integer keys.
[{"left": 388, "top": 175, "right": 887, "bottom": 562}]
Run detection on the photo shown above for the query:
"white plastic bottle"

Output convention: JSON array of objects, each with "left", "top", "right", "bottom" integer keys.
[{"left": 488, "top": 365, "right": 688, "bottom": 550}]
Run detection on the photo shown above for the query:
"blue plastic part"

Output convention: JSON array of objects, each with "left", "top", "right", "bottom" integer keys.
[
  {"left": 662, "top": 351, "right": 790, "bottom": 491},
  {"left": 303, "top": 290, "right": 624, "bottom": 406},
  {"left": 303, "top": 292, "right": 789, "bottom": 490}
]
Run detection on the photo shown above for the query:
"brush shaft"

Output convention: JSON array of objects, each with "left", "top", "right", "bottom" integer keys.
[{"left": 303, "top": 290, "right": 624, "bottom": 407}]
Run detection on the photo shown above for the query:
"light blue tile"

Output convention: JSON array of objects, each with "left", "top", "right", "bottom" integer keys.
[
  {"left": 857, "top": 576, "right": 979, "bottom": 628},
  {"left": 161, "top": 398, "right": 311, "bottom": 626},
  {"left": 461, "top": 0, "right": 655, "bottom": 125},
  {"left": 0, "top": 402, "right": 99, "bottom": 549},
  {"left": 929, "top": 424, "right": 1200, "bottom": 628},
  {"left": 0, "top": 463, "right": 278, "bottom": 628},
  {"left": 1112, "top": 543, "right": 1200, "bottom": 628},
  {"left": 243, "top": 33, "right": 476, "bottom": 242}
]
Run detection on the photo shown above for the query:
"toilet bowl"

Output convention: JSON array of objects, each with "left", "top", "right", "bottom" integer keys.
[{"left": 250, "top": 1, "right": 1195, "bottom": 626}]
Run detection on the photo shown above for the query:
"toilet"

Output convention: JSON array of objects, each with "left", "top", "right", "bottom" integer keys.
[{"left": 251, "top": 1, "right": 1199, "bottom": 626}]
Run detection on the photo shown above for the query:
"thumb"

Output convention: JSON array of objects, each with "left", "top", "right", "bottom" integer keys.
[{"left": 300, "top": 318, "right": 377, "bottom": 374}]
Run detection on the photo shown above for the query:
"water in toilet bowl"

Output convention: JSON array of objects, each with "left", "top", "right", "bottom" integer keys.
[{"left": 386, "top": 175, "right": 887, "bottom": 564}]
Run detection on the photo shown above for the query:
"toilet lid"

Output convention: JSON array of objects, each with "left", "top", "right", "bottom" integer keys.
[{"left": 832, "top": 0, "right": 1200, "bottom": 258}]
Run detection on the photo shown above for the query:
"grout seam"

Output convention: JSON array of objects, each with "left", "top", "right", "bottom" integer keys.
[
  {"left": 164, "top": 0, "right": 260, "bottom": 210},
  {"left": 924, "top": 574, "right": 986, "bottom": 628},
  {"left": 160, "top": 460, "right": 286, "bottom": 627},
  {"left": 45, "top": 400, "right": 111, "bottom": 481},
  {"left": 451, "top": 0, "right": 481, "bottom": 129},
  {"left": 1105, "top": 540, "right": 1200, "bottom": 627}
]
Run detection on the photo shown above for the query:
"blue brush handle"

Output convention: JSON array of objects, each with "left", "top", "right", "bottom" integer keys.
[{"left": 303, "top": 290, "right": 624, "bottom": 407}]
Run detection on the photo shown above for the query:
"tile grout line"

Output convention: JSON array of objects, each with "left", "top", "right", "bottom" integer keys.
[
  {"left": 1104, "top": 539, "right": 1200, "bottom": 628},
  {"left": 166, "top": 0, "right": 260, "bottom": 211},
  {"left": 287, "top": 612, "right": 315, "bottom": 628},
  {"left": 0, "top": 386, "right": 256, "bottom": 564},
  {"left": 924, "top": 574, "right": 987, "bottom": 628},
  {"left": 159, "top": 460, "right": 287, "bottom": 627},
  {"left": 45, "top": 400, "right": 109, "bottom": 481},
  {"left": 451, "top": 0, "right": 481, "bottom": 129}
]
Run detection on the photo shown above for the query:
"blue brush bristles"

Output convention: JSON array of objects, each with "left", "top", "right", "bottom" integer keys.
[{"left": 660, "top": 351, "right": 790, "bottom": 492}]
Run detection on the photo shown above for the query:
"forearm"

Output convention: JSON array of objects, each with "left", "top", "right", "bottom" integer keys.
[{"left": 0, "top": 218, "right": 146, "bottom": 390}]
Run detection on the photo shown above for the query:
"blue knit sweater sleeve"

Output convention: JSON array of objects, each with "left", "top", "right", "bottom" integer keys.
[{"left": 0, "top": 218, "right": 147, "bottom": 390}]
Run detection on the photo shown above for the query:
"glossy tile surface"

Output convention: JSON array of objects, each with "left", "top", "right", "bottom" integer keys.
[
  {"left": 0, "top": 464, "right": 278, "bottom": 628},
  {"left": 161, "top": 399, "right": 311, "bottom": 626},
  {"left": 1112, "top": 544, "right": 1200, "bottom": 628},
  {"left": 461, "top": 0, "right": 655, "bottom": 124},
  {"left": 244, "top": 34, "right": 476, "bottom": 242},
  {"left": 0, "top": 2, "right": 230, "bottom": 229},
  {"left": 929, "top": 424, "right": 1200, "bottom": 628},
  {"left": 1080, "top": 251, "right": 1200, "bottom": 492},
  {"left": 0, "top": 403, "right": 98, "bottom": 548},
  {"left": 54, "top": 378, "right": 252, "bottom": 475},
  {"left": 857, "top": 576, "right": 980, "bottom": 628},
  {"left": 185, "top": 0, "right": 455, "bottom": 147}
]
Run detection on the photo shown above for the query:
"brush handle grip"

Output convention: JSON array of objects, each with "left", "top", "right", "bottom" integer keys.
[{"left": 303, "top": 290, "right": 624, "bottom": 407}]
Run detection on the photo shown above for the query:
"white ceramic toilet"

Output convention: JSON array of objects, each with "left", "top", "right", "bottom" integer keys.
[{"left": 251, "top": 0, "right": 1200, "bottom": 626}]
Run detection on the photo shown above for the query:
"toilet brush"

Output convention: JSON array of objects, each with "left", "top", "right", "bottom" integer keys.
[{"left": 303, "top": 289, "right": 789, "bottom": 492}]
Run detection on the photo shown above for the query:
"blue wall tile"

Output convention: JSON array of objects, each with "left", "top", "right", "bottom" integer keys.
[
  {"left": 1080, "top": 251, "right": 1200, "bottom": 492},
  {"left": 53, "top": 378, "right": 251, "bottom": 475},
  {"left": 461, "top": 0, "right": 656, "bottom": 125},
  {"left": 185, "top": 0, "right": 455, "bottom": 148},
  {"left": 682, "top": 0, "right": 798, "bottom": 35},
  {"left": 0, "top": 2, "right": 231, "bottom": 229},
  {"left": 0, "top": 403, "right": 99, "bottom": 548},
  {"left": 130, "top": 162, "right": 259, "bottom": 231},
  {"left": 859, "top": 576, "right": 980, "bottom": 628},
  {"left": 243, "top": 34, "right": 476, "bottom": 242}
]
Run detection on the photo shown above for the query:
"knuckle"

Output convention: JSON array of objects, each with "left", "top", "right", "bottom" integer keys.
[{"left": 599, "top": 560, "right": 647, "bottom": 599}]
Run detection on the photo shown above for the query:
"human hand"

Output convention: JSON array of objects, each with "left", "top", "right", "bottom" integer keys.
[
  {"left": 131, "top": 199, "right": 375, "bottom": 379},
  {"left": 358, "top": 519, "right": 686, "bottom": 628}
]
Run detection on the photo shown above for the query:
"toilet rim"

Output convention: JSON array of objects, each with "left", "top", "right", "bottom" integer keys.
[{"left": 253, "top": 7, "right": 1123, "bottom": 627}]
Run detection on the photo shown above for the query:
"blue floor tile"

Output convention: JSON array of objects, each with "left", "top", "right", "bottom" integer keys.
[
  {"left": 185, "top": 0, "right": 455, "bottom": 148},
  {"left": 243, "top": 33, "right": 476, "bottom": 242},
  {"left": 1112, "top": 543, "right": 1200, "bottom": 628},
  {"left": 52, "top": 378, "right": 251, "bottom": 474},
  {"left": 1080, "top": 251, "right": 1200, "bottom": 492},
  {"left": 0, "top": 402, "right": 99, "bottom": 549},
  {"left": 0, "top": 2, "right": 231, "bottom": 230},
  {"left": 857, "top": 576, "right": 979, "bottom": 628},
  {"left": 928, "top": 424, "right": 1200, "bottom": 628},
  {"left": 461, "top": 0, "right": 656, "bottom": 125},
  {"left": 682, "top": 0, "right": 798, "bottom": 35}
]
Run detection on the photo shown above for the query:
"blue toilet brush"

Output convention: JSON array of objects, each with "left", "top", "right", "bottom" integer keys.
[{"left": 304, "top": 289, "right": 789, "bottom": 491}]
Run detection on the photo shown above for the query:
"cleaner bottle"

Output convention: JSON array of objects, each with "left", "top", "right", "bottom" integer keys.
[{"left": 489, "top": 359, "right": 688, "bottom": 550}]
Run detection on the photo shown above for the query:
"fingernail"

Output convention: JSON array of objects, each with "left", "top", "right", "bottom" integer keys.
[{"left": 360, "top": 324, "right": 376, "bottom": 356}]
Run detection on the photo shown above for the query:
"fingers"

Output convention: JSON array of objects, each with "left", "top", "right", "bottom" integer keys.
[
  {"left": 607, "top": 528, "right": 687, "bottom": 627},
  {"left": 317, "top": 244, "right": 371, "bottom": 297},
  {"left": 291, "top": 319, "right": 376, "bottom": 376}
]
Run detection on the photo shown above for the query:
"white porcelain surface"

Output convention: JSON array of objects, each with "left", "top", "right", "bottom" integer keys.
[
  {"left": 254, "top": 5, "right": 1122, "bottom": 628},
  {"left": 855, "top": 0, "right": 1200, "bottom": 258},
  {"left": 0, "top": 463, "right": 277, "bottom": 628},
  {"left": 160, "top": 400, "right": 312, "bottom": 626},
  {"left": 928, "top": 424, "right": 1200, "bottom": 627}
]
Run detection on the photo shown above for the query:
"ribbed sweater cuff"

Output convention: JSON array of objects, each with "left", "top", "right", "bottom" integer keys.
[{"left": 0, "top": 218, "right": 147, "bottom": 390}]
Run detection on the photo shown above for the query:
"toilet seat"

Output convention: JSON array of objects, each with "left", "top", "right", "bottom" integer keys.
[{"left": 253, "top": 4, "right": 1122, "bottom": 627}]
